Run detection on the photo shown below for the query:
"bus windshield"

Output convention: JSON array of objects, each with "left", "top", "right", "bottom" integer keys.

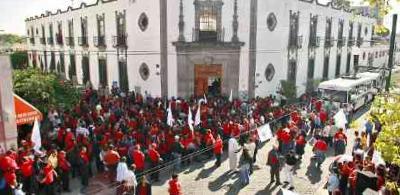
[{"left": 320, "top": 89, "right": 348, "bottom": 103}]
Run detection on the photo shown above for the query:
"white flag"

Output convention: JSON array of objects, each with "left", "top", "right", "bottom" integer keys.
[
  {"left": 334, "top": 109, "right": 348, "bottom": 129},
  {"left": 167, "top": 102, "right": 174, "bottom": 127},
  {"left": 229, "top": 89, "right": 233, "bottom": 102},
  {"left": 31, "top": 119, "right": 41, "bottom": 153},
  {"left": 188, "top": 107, "right": 194, "bottom": 131},
  {"left": 203, "top": 94, "right": 208, "bottom": 104},
  {"left": 257, "top": 123, "right": 273, "bottom": 142},
  {"left": 194, "top": 102, "right": 201, "bottom": 126}
]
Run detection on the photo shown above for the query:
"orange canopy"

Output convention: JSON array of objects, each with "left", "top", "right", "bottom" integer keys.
[{"left": 14, "top": 94, "right": 43, "bottom": 125}]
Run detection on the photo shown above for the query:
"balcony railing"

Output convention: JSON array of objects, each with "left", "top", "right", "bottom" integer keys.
[
  {"left": 324, "top": 37, "right": 334, "bottom": 47},
  {"left": 289, "top": 35, "right": 303, "bottom": 49},
  {"left": 356, "top": 37, "right": 364, "bottom": 47},
  {"left": 309, "top": 36, "right": 320, "bottom": 48},
  {"left": 78, "top": 36, "right": 89, "bottom": 47},
  {"left": 348, "top": 37, "right": 355, "bottom": 47},
  {"left": 192, "top": 28, "right": 225, "bottom": 43},
  {"left": 65, "top": 37, "right": 75, "bottom": 47},
  {"left": 94, "top": 36, "right": 106, "bottom": 47},
  {"left": 112, "top": 34, "right": 127, "bottom": 48},
  {"left": 40, "top": 37, "right": 46, "bottom": 45},
  {"left": 56, "top": 34, "right": 63, "bottom": 45},
  {"left": 47, "top": 37, "right": 54, "bottom": 45},
  {"left": 29, "top": 37, "right": 35, "bottom": 45},
  {"left": 337, "top": 36, "right": 346, "bottom": 47}
]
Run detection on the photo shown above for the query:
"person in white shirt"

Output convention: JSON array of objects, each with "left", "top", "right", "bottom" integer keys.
[{"left": 228, "top": 137, "right": 240, "bottom": 172}]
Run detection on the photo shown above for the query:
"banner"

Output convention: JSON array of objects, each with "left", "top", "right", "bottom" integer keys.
[{"left": 257, "top": 123, "right": 273, "bottom": 142}]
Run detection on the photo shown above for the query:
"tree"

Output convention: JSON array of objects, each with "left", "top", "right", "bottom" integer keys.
[
  {"left": 10, "top": 51, "right": 28, "bottom": 69},
  {"left": 13, "top": 68, "right": 80, "bottom": 113},
  {"left": 279, "top": 80, "right": 297, "bottom": 102},
  {"left": 371, "top": 94, "right": 400, "bottom": 165}
]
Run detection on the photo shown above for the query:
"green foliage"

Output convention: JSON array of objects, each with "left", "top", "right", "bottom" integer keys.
[
  {"left": 0, "top": 34, "right": 25, "bottom": 45},
  {"left": 10, "top": 51, "right": 28, "bottom": 69},
  {"left": 280, "top": 80, "right": 297, "bottom": 101},
  {"left": 13, "top": 68, "right": 80, "bottom": 113},
  {"left": 372, "top": 94, "right": 400, "bottom": 166}
]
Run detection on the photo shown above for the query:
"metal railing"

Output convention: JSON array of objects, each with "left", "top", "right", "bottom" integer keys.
[
  {"left": 40, "top": 37, "right": 46, "bottom": 45},
  {"left": 94, "top": 36, "right": 106, "bottom": 47},
  {"left": 47, "top": 37, "right": 54, "bottom": 45},
  {"left": 192, "top": 28, "right": 225, "bottom": 42},
  {"left": 348, "top": 37, "right": 355, "bottom": 47},
  {"left": 29, "top": 37, "right": 35, "bottom": 45},
  {"left": 56, "top": 34, "right": 63, "bottom": 45},
  {"left": 78, "top": 36, "right": 89, "bottom": 47},
  {"left": 65, "top": 37, "right": 74, "bottom": 47},
  {"left": 309, "top": 36, "right": 320, "bottom": 48},
  {"left": 112, "top": 34, "right": 127, "bottom": 48}
]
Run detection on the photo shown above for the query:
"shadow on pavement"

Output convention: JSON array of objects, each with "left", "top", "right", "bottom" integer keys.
[
  {"left": 208, "top": 171, "right": 236, "bottom": 192},
  {"left": 196, "top": 165, "right": 218, "bottom": 181},
  {"left": 254, "top": 182, "right": 280, "bottom": 195},
  {"left": 305, "top": 160, "right": 322, "bottom": 184}
]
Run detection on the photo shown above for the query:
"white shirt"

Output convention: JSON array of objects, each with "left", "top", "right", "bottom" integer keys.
[{"left": 327, "top": 173, "right": 339, "bottom": 192}]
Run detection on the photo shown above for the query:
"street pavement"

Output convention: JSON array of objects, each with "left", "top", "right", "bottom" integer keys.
[{"left": 64, "top": 106, "right": 370, "bottom": 195}]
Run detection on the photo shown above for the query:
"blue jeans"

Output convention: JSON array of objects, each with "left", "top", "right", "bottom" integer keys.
[
  {"left": 172, "top": 153, "right": 181, "bottom": 171},
  {"left": 239, "top": 164, "right": 250, "bottom": 185}
]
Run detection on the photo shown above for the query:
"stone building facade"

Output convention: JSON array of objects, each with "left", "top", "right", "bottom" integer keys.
[{"left": 25, "top": 0, "right": 382, "bottom": 98}]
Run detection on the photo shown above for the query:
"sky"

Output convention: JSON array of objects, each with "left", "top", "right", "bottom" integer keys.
[{"left": 0, "top": 0, "right": 399, "bottom": 35}]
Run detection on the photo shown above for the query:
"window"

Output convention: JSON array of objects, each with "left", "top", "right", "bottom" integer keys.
[
  {"left": 307, "top": 59, "right": 315, "bottom": 80},
  {"left": 139, "top": 63, "right": 150, "bottom": 81},
  {"left": 323, "top": 56, "right": 329, "bottom": 80},
  {"left": 82, "top": 56, "right": 90, "bottom": 85},
  {"left": 50, "top": 52, "right": 56, "bottom": 72},
  {"left": 346, "top": 53, "right": 351, "bottom": 74},
  {"left": 200, "top": 7, "right": 217, "bottom": 32},
  {"left": 265, "top": 63, "right": 275, "bottom": 81},
  {"left": 138, "top": 13, "right": 149, "bottom": 31},
  {"left": 194, "top": 0, "right": 222, "bottom": 42},
  {"left": 287, "top": 60, "right": 297, "bottom": 83},
  {"left": 59, "top": 53, "right": 65, "bottom": 73},
  {"left": 98, "top": 58, "right": 108, "bottom": 87},
  {"left": 335, "top": 55, "right": 341, "bottom": 77},
  {"left": 267, "top": 13, "right": 277, "bottom": 32},
  {"left": 118, "top": 60, "right": 129, "bottom": 92},
  {"left": 68, "top": 54, "right": 76, "bottom": 79}
]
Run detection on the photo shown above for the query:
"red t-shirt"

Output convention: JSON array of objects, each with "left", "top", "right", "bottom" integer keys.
[
  {"left": 168, "top": 179, "right": 182, "bottom": 195},
  {"left": 213, "top": 138, "right": 223, "bottom": 154},
  {"left": 132, "top": 150, "right": 145, "bottom": 170},
  {"left": 20, "top": 159, "right": 34, "bottom": 177}
]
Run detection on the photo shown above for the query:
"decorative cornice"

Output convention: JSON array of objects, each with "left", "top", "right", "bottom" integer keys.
[{"left": 25, "top": 0, "right": 118, "bottom": 22}]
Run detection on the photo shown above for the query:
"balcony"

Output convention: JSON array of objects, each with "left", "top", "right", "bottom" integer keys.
[
  {"left": 289, "top": 35, "right": 303, "bottom": 49},
  {"left": 78, "top": 36, "right": 89, "bottom": 47},
  {"left": 337, "top": 36, "right": 346, "bottom": 47},
  {"left": 94, "top": 36, "right": 106, "bottom": 48},
  {"left": 309, "top": 36, "right": 320, "bottom": 48},
  {"left": 192, "top": 28, "right": 225, "bottom": 43},
  {"left": 112, "top": 34, "right": 127, "bottom": 48},
  {"left": 356, "top": 37, "right": 364, "bottom": 47},
  {"left": 47, "top": 37, "right": 54, "bottom": 45},
  {"left": 324, "top": 37, "right": 334, "bottom": 47},
  {"left": 56, "top": 34, "right": 64, "bottom": 46},
  {"left": 348, "top": 37, "right": 355, "bottom": 47},
  {"left": 40, "top": 37, "right": 46, "bottom": 45},
  {"left": 29, "top": 37, "right": 35, "bottom": 45},
  {"left": 65, "top": 37, "right": 75, "bottom": 47}
]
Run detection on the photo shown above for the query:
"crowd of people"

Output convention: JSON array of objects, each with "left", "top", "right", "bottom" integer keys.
[
  {"left": 0, "top": 86, "right": 294, "bottom": 195},
  {"left": 0, "top": 85, "right": 394, "bottom": 195}
]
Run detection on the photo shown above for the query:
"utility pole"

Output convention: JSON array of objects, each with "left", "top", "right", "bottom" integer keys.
[{"left": 386, "top": 14, "right": 398, "bottom": 92}]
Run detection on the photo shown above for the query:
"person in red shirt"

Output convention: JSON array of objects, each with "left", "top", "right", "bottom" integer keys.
[
  {"left": 148, "top": 143, "right": 161, "bottom": 182},
  {"left": 313, "top": 137, "right": 328, "bottom": 169},
  {"left": 295, "top": 134, "right": 306, "bottom": 159},
  {"left": 58, "top": 151, "right": 71, "bottom": 192},
  {"left": 168, "top": 174, "right": 182, "bottom": 195},
  {"left": 131, "top": 145, "right": 145, "bottom": 174},
  {"left": 136, "top": 175, "right": 152, "bottom": 195},
  {"left": 20, "top": 156, "right": 34, "bottom": 194},
  {"left": 104, "top": 145, "right": 120, "bottom": 182},
  {"left": 204, "top": 129, "right": 215, "bottom": 159},
  {"left": 40, "top": 162, "right": 57, "bottom": 195},
  {"left": 79, "top": 146, "right": 90, "bottom": 189},
  {"left": 213, "top": 134, "right": 223, "bottom": 167}
]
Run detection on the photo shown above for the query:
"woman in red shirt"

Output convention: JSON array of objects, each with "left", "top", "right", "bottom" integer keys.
[
  {"left": 136, "top": 176, "right": 152, "bottom": 195},
  {"left": 40, "top": 162, "right": 57, "bottom": 195}
]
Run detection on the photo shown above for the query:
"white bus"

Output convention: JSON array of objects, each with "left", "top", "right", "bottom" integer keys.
[
  {"left": 357, "top": 71, "right": 386, "bottom": 93},
  {"left": 318, "top": 76, "right": 375, "bottom": 111}
]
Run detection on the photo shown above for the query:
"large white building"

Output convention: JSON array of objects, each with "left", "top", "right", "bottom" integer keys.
[{"left": 25, "top": 0, "right": 385, "bottom": 99}]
